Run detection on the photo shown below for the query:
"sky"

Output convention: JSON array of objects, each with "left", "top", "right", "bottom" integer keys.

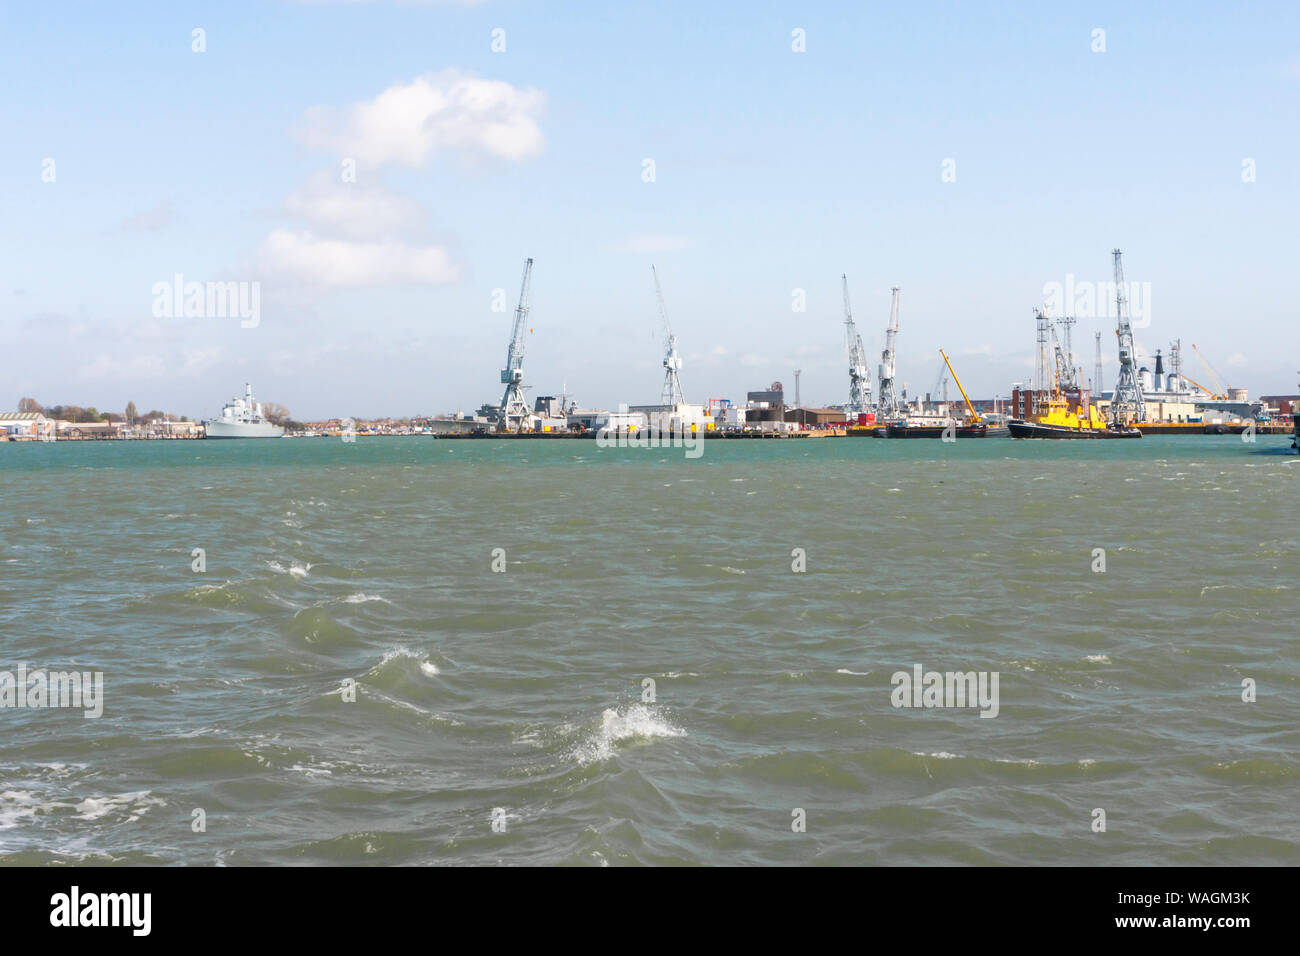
[{"left": 2, "top": 0, "right": 1298, "bottom": 421}]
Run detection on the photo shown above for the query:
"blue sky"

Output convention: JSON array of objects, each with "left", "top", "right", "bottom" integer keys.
[{"left": 3, "top": 1, "right": 1298, "bottom": 419}]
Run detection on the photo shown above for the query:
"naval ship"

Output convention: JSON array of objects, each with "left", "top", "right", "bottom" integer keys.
[{"left": 203, "top": 383, "right": 285, "bottom": 438}]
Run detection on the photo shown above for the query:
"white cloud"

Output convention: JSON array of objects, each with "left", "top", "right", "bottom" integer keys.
[
  {"left": 1226, "top": 351, "right": 1248, "bottom": 367},
  {"left": 258, "top": 229, "right": 461, "bottom": 287},
  {"left": 76, "top": 352, "right": 166, "bottom": 382},
  {"left": 122, "top": 200, "right": 175, "bottom": 232},
  {"left": 610, "top": 234, "right": 696, "bottom": 254},
  {"left": 296, "top": 69, "right": 545, "bottom": 167},
  {"left": 283, "top": 172, "right": 428, "bottom": 240}
]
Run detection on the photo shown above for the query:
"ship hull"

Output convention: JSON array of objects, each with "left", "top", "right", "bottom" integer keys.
[
  {"left": 203, "top": 420, "right": 285, "bottom": 439},
  {"left": 1008, "top": 420, "right": 1141, "bottom": 439},
  {"left": 884, "top": 423, "right": 1006, "bottom": 438}
]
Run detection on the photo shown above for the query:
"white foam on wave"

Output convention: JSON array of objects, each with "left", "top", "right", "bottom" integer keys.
[
  {"left": 1084, "top": 654, "right": 1111, "bottom": 664},
  {"left": 0, "top": 790, "right": 45, "bottom": 830},
  {"left": 836, "top": 668, "right": 871, "bottom": 676},
  {"left": 575, "top": 704, "right": 686, "bottom": 765},
  {"left": 73, "top": 791, "right": 165, "bottom": 823},
  {"left": 360, "top": 647, "right": 441, "bottom": 679},
  {"left": 373, "top": 647, "right": 431, "bottom": 670},
  {"left": 267, "top": 560, "right": 312, "bottom": 578},
  {"left": 342, "top": 593, "right": 390, "bottom": 605}
]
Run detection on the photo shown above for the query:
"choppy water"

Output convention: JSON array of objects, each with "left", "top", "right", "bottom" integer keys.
[{"left": 1, "top": 435, "right": 1297, "bottom": 865}]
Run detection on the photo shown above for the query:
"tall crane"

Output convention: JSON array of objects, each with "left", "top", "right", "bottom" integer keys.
[
  {"left": 497, "top": 257, "right": 533, "bottom": 433},
  {"left": 877, "top": 286, "right": 901, "bottom": 420},
  {"left": 652, "top": 265, "right": 685, "bottom": 406},
  {"left": 841, "top": 274, "right": 872, "bottom": 417},
  {"left": 1108, "top": 249, "right": 1147, "bottom": 424},
  {"left": 932, "top": 359, "right": 950, "bottom": 405}
]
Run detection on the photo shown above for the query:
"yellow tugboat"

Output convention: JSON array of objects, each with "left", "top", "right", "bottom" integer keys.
[{"left": 1009, "top": 395, "right": 1141, "bottom": 438}]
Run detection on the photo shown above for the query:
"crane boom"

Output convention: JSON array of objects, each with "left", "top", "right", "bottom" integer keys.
[
  {"left": 1190, "top": 344, "right": 1228, "bottom": 398},
  {"left": 939, "top": 349, "right": 981, "bottom": 423},
  {"left": 1178, "top": 371, "right": 1218, "bottom": 398}
]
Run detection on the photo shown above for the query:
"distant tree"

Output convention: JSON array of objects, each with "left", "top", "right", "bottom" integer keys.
[
  {"left": 262, "top": 402, "right": 290, "bottom": 426},
  {"left": 125, "top": 401, "right": 138, "bottom": 424},
  {"left": 17, "top": 397, "right": 42, "bottom": 414}
]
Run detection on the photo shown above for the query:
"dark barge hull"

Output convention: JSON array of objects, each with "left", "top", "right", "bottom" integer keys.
[
  {"left": 884, "top": 423, "right": 1007, "bottom": 438},
  {"left": 1007, "top": 420, "right": 1141, "bottom": 439}
]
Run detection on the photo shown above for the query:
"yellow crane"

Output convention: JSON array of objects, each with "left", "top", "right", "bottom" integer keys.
[
  {"left": 939, "top": 349, "right": 982, "bottom": 424},
  {"left": 1191, "top": 344, "right": 1228, "bottom": 399},
  {"left": 1178, "top": 371, "right": 1220, "bottom": 399}
]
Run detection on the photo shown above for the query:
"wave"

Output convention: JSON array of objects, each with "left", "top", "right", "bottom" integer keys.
[{"left": 573, "top": 704, "right": 686, "bottom": 765}]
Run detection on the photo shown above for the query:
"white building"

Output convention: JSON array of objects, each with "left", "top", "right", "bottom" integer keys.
[{"left": 0, "top": 412, "right": 55, "bottom": 440}]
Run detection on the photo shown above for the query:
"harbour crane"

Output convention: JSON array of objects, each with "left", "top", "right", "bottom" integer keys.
[
  {"left": 652, "top": 265, "right": 685, "bottom": 406},
  {"left": 497, "top": 257, "right": 534, "bottom": 433},
  {"left": 1108, "top": 249, "right": 1147, "bottom": 424},
  {"left": 877, "top": 286, "right": 902, "bottom": 420},
  {"left": 939, "top": 349, "right": 982, "bottom": 424},
  {"left": 841, "top": 274, "right": 872, "bottom": 417},
  {"left": 932, "top": 360, "right": 950, "bottom": 405}
]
